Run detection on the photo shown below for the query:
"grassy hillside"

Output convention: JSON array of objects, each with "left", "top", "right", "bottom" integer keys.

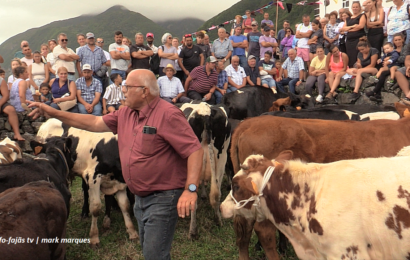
[
  {"left": 0, "top": 5, "right": 168, "bottom": 72},
  {"left": 198, "top": 0, "right": 315, "bottom": 41},
  {"left": 157, "top": 18, "right": 205, "bottom": 39}
]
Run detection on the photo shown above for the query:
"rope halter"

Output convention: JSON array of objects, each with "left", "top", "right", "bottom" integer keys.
[{"left": 230, "top": 166, "right": 275, "bottom": 209}]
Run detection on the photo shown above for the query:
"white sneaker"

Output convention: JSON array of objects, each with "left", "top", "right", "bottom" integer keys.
[{"left": 316, "top": 94, "right": 323, "bottom": 103}]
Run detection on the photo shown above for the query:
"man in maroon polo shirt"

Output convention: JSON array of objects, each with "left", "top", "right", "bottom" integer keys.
[
  {"left": 27, "top": 69, "right": 203, "bottom": 260},
  {"left": 184, "top": 56, "right": 218, "bottom": 104}
]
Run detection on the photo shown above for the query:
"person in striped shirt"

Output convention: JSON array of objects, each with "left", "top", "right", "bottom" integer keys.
[{"left": 102, "top": 73, "right": 125, "bottom": 114}]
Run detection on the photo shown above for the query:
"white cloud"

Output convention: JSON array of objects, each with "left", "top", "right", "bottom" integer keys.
[{"left": 0, "top": 0, "right": 240, "bottom": 44}]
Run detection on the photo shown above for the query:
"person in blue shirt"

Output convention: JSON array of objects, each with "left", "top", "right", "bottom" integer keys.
[{"left": 229, "top": 26, "right": 248, "bottom": 68}]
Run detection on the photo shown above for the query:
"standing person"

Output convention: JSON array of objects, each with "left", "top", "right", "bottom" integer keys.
[
  {"left": 337, "top": 11, "right": 352, "bottom": 54},
  {"left": 366, "top": 0, "right": 385, "bottom": 55},
  {"left": 109, "top": 31, "right": 130, "bottom": 80},
  {"left": 245, "top": 55, "right": 261, "bottom": 86},
  {"left": 259, "top": 26, "right": 277, "bottom": 62},
  {"left": 172, "top": 37, "right": 185, "bottom": 83},
  {"left": 157, "top": 64, "right": 190, "bottom": 104},
  {"left": 14, "top": 41, "right": 29, "bottom": 59},
  {"left": 196, "top": 31, "right": 211, "bottom": 60},
  {"left": 276, "top": 49, "right": 305, "bottom": 93},
  {"left": 40, "top": 44, "right": 49, "bottom": 63},
  {"left": 324, "top": 44, "right": 349, "bottom": 101},
  {"left": 28, "top": 51, "right": 49, "bottom": 94},
  {"left": 96, "top": 37, "right": 111, "bottom": 68},
  {"left": 20, "top": 45, "right": 33, "bottom": 67},
  {"left": 184, "top": 56, "right": 218, "bottom": 104},
  {"left": 225, "top": 56, "right": 246, "bottom": 91},
  {"left": 214, "top": 60, "right": 228, "bottom": 104},
  {"left": 280, "top": 28, "right": 295, "bottom": 59},
  {"left": 229, "top": 26, "right": 248, "bottom": 68},
  {"left": 308, "top": 20, "right": 324, "bottom": 61},
  {"left": 75, "top": 34, "right": 86, "bottom": 54},
  {"left": 344, "top": 1, "right": 367, "bottom": 68},
  {"left": 305, "top": 46, "right": 327, "bottom": 102},
  {"left": 76, "top": 32, "right": 108, "bottom": 87},
  {"left": 277, "top": 20, "right": 291, "bottom": 51},
  {"left": 53, "top": 33, "right": 79, "bottom": 81},
  {"left": 247, "top": 21, "right": 263, "bottom": 65},
  {"left": 146, "top": 33, "right": 158, "bottom": 55},
  {"left": 204, "top": 34, "right": 212, "bottom": 49},
  {"left": 211, "top": 28, "right": 233, "bottom": 67},
  {"left": 231, "top": 15, "right": 243, "bottom": 35},
  {"left": 158, "top": 33, "right": 178, "bottom": 77},
  {"left": 47, "top": 39, "right": 58, "bottom": 79},
  {"left": 296, "top": 14, "right": 313, "bottom": 77},
  {"left": 387, "top": 0, "right": 410, "bottom": 44},
  {"left": 76, "top": 64, "right": 102, "bottom": 116},
  {"left": 323, "top": 12, "right": 339, "bottom": 53},
  {"left": 178, "top": 34, "right": 204, "bottom": 78},
  {"left": 242, "top": 10, "right": 255, "bottom": 35},
  {"left": 130, "top": 33, "right": 153, "bottom": 70},
  {"left": 27, "top": 69, "right": 203, "bottom": 260},
  {"left": 146, "top": 33, "right": 160, "bottom": 75},
  {"left": 261, "top": 12, "right": 274, "bottom": 29}
]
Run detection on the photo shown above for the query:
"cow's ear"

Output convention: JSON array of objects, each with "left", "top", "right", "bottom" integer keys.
[
  {"left": 404, "top": 108, "right": 410, "bottom": 118},
  {"left": 275, "top": 150, "right": 293, "bottom": 162},
  {"left": 30, "top": 141, "right": 44, "bottom": 155},
  {"left": 243, "top": 177, "right": 258, "bottom": 195},
  {"left": 64, "top": 138, "right": 72, "bottom": 152}
]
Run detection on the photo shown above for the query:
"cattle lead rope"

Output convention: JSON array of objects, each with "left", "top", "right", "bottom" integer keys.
[
  {"left": 55, "top": 148, "right": 69, "bottom": 177},
  {"left": 230, "top": 166, "right": 275, "bottom": 209}
]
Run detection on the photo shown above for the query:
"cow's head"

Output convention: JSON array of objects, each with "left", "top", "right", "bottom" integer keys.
[
  {"left": 269, "top": 94, "right": 315, "bottom": 112},
  {"left": 395, "top": 102, "right": 410, "bottom": 118},
  {"left": 30, "top": 137, "right": 75, "bottom": 171},
  {"left": 269, "top": 97, "right": 292, "bottom": 112}
]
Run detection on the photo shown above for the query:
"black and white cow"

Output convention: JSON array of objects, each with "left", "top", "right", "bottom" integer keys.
[
  {"left": 0, "top": 137, "right": 22, "bottom": 164},
  {"left": 180, "top": 103, "right": 231, "bottom": 239},
  {"left": 221, "top": 85, "right": 315, "bottom": 120},
  {"left": 36, "top": 119, "right": 138, "bottom": 248}
]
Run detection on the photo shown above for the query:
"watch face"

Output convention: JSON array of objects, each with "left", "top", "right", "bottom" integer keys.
[{"left": 188, "top": 184, "right": 197, "bottom": 192}]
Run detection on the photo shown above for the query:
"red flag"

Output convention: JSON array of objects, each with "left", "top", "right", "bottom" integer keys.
[{"left": 275, "top": 1, "right": 285, "bottom": 9}]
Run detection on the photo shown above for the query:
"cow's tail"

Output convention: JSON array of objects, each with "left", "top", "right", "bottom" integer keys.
[{"left": 230, "top": 122, "right": 242, "bottom": 175}]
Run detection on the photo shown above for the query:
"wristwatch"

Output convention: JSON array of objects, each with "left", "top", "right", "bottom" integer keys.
[{"left": 188, "top": 184, "right": 197, "bottom": 193}]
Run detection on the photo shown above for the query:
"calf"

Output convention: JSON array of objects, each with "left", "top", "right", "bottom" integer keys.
[
  {"left": 0, "top": 181, "right": 67, "bottom": 260},
  {"left": 0, "top": 137, "right": 72, "bottom": 214},
  {"left": 229, "top": 114, "right": 410, "bottom": 259},
  {"left": 223, "top": 152, "right": 410, "bottom": 260},
  {"left": 180, "top": 103, "right": 231, "bottom": 239},
  {"left": 0, "top": 137, "right": 22, "bottom": 164},
  {"left": 36, "top": 119, "right": 138, "bottom": 248}
]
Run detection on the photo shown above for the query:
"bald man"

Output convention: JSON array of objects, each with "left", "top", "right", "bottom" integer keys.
[
  {"left": 14, "top": 40, "right": 29, "bottom": 59},
  {"left": 27, "top": 69, "right": 203, "bottom": 260}
]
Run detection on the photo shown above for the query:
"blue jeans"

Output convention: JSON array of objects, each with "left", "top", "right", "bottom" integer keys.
[
  {"left": 237, "top": 55, "right": 247, "bottom": 69},
  {"left": 134, "top": 189, "right": 183, "bottom": 260},
  {"left": 78, "top": 102, "right": 102, "bottom": 116},
  {"left": 214, "top": 86, "right": 237, "bottom": 104},
  {"left": 261, "top": 77, "right": 276, "bottom": 88},
  {"left": 111, "top": 69, "right": 126, "bottom": 80},
  {"left": 276, "top": 77, "right": 299, "bottom": 94},
  {"left": 50, "top": 102, "right": 79, "bottom": 113}
]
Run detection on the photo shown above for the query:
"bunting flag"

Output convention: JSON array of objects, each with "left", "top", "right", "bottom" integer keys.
[
  {"left": 296, "top": 1, "right": 307, "bottom": 5},
  {"left": 274, "top": 1, "right": 285, "bottom": 9},
  {"left": 286, "top": 3, "right": 293, "bottom": 13}
]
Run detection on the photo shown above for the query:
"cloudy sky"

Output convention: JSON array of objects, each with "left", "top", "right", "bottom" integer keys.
[{"left": 0, "top": 0, "right": 240, "bottom": 44}]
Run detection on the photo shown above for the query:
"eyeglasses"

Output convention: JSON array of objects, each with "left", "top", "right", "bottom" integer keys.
[
  {"left": 97, "top": 41, "right": 104, "bottom": 43},
  {"left": 122, "top": 85, "right": 145, "bottom": 92},
  {"left": 61, "top": 39, "right": 68, "bottom": 42},
  {"left": 168, "top": 37, "right": 173, "bottom": 39}
]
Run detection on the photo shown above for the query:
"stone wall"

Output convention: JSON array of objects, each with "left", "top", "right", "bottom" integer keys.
[
  {"left": 294, "top": 73, "right": 402, "bottom": 105},
  {"left": 0, "top": 112, "right": 45, "bottom": 153}
]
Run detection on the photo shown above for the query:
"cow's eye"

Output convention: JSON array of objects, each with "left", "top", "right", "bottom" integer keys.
[{"left": 232, "top": 185, "right": 239, "bottom": 192}]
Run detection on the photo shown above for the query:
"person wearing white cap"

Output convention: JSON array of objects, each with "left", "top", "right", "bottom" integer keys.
[
  {"left": 157, "top": 64, "right": 190, "bottom": 104},
  {"left": 75, "top": 64, "right": 103, "bottom": 116}
]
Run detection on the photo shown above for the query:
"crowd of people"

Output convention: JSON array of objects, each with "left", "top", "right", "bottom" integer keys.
[{"left": 1, "top": 0, "right": 410, "bottom": 125}]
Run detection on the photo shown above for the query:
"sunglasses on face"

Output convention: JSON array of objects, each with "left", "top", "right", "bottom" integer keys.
[
  {"left": 61, "top": 39, "right": 68, "bottom": 42},
  {"left": 97, "top": 41, "right": 104, "bottom": 43}
]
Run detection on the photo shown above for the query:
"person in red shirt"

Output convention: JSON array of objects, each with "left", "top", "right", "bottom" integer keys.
[{"left": 28, "top": 69, "right": 203, "bottom": 260}]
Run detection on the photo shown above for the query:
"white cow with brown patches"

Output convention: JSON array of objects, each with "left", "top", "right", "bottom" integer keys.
[
  {"left": 0, "top": 137, "right": 22, "bottom": 164},
  {"left": 222, "top": 152, "right": 410, "bottom": 260}
]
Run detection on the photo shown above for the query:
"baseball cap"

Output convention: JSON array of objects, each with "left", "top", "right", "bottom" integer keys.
[
  {"left": 82, "top": 64, "right": 92, "bottom": 71},
  {"left": 206, "top": 56, "right": 217, "bottom": 63},
  {"left": 247, "top": 55, "right": 256, "bottom": 61},
  {"left": 86, "top": 32, "right": 95, "bottom": 39},
  {"left": 146, "top": 33, "right": 154, "bottom": 38},
  {"left": 263, "top": 26, "right": 271, "bottom": 32},
  {"left": 251, "top": 21, "right": 258, "bottom": 26}
]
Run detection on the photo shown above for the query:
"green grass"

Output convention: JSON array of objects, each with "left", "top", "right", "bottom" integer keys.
[{"left": 65, "top": 177, "right": 298, "bottom": 260}]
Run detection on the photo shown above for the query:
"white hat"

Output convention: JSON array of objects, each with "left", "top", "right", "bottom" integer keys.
[{"left": 82, "top": 64, "right": 92, "bottom": 71}]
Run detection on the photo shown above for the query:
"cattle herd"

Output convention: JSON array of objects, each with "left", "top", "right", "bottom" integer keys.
[{"left": 1, "top": 85, "right": 410, "bottom": 259}]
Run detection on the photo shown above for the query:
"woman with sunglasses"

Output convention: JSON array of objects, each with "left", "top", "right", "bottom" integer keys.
[
  {"left": 158, "top": 33, "right": 178, "bottom": 77},
  {"left": 280, "top": 28, "right": 294, "bottom": 59}
]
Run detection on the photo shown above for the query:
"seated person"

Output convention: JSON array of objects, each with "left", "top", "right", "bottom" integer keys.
[
  {"left": 258, "top": 51, "right": 277, "bottom": 89},
  {"left": 39, "top": 83, "right": 53, "bottom": 105},
  {"left": 76, "top": 64, "right": 102, "bottom": 116},
  {"left": 103, "top": 73, "right": 125, "bottom": 114},
  {"left": 48, "top": 67, "right": 78, "bottom": 113},
  {"left": 214, "top": 60, "right": 228, "bottom": 104},
  {"left": 225, "top": 55, "right": 246, "bottom": 91},
  {"left": 370, "top": 43, "right": 400, "bottom": 84},
  {"left": 9, "top": 66, "right": 33, "bottom": 113},
  {"left": 276, "top": 49, "right": 304, "bottom": 94},
  {"left": 184, "top": 56, "right": 218, "bottom": 104},
  {"left": 157, "top": 64, "right": 190, "bottom": 103},
  {"left": 245, "top": 55, "right": 261, "bottom": 86}
]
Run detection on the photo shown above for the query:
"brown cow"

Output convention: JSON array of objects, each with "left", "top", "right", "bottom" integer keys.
[
  {"left": 0, "top": 181, "right": 68, "bottom": 260},
  {"left": 229, "top": 113, "right": 410, "bottom": 259}
]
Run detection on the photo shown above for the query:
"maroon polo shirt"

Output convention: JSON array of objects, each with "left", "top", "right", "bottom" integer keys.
[{"left": 102, "top": 97, "right": 201, "bottom": 197}]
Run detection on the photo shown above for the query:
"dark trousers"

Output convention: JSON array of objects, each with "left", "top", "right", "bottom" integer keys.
[
  {"left": 276, "top": 77, "right": 299, "bottom": 94},
  {"left": 162, "top": 96, "right": 191, "bottom": 103},
  {"left": 367, "top": 28, "right": 384, "bottom": 58},
  {"left": 305, "top": 74, "right": 326, "bottom": 95},
  {"left": 374, "top": 70, "right": 390, "bottom": 95},
  {"left": 134, "top": 189, "right": 183, "bottom": 260},
  {"left": 187, "top": 90, "right": 216, "bottom": 105}
]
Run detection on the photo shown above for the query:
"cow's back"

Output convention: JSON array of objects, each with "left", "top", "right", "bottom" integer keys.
[{"left": 231, "top": 115, "right": 410, "bottom": 173}]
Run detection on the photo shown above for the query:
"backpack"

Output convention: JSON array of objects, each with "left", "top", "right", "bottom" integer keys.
[{"left": 150, "top": 46, "right": 163, "bottom": 75}]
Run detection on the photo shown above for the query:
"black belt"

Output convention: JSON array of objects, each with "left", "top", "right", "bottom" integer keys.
[
  {"left": 216, "top": 57, "right": 225, "bottom": 59},
  {"left": 68, "top": 72, "right": 75, "bottom": 75}
]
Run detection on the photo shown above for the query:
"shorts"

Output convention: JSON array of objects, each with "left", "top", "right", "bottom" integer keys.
[
  {"left": 0, "top": 102, "right": 11, "bottom": 113},
  {"left": 297, "top": 48, "right": 310, "bottom": 62},
  {"left": 398, "top": 66, "right": 408, "bottom": 78},
  {"left": 107, "top": 104, "right": 121, "bottom": 110}
]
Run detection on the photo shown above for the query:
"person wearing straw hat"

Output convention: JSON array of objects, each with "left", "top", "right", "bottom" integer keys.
[{"left": 157, "top": 64, "right": 191, "bottom": 104}]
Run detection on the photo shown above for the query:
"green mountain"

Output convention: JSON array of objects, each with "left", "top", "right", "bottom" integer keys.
[
  {"left": 157, "top": 18, "right": 205, "bottom": 39},
  {"left": 198, "top": 0, "right": 315, "bottom": 41},
  {"left": 0, "top": 5, "right": 169, "bottom": 72}
]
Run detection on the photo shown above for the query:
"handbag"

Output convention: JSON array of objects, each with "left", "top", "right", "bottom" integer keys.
[{"left": 54, "top": 80, "right": 77, "bottom": 111}]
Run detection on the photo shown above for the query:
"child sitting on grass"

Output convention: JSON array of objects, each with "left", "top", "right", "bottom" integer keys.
[
  {"left": 103, "top": 73, "right": 125, "bottom": 115},
  {"left": 39, "top": 83, "right": 53, "bottom": 105},
  {"left": 369, "top": 42, "right": 399, "bottom": 84}
]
